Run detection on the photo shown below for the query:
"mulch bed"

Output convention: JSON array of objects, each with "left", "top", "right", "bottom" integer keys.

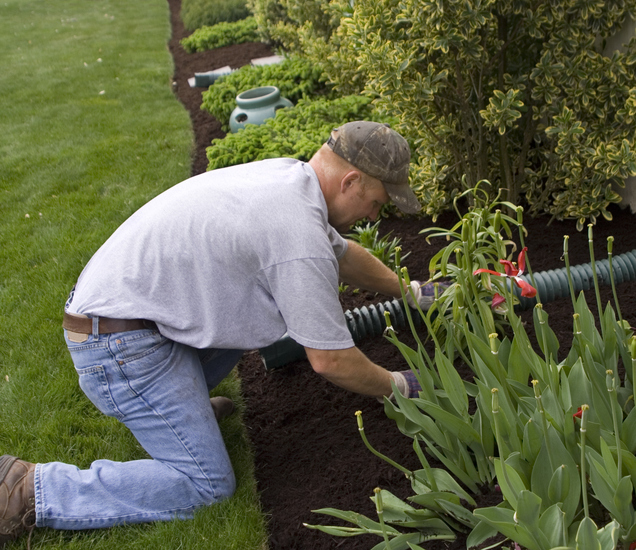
[{"left": 166, "top": 2, "right": 636, "bottom": 548}]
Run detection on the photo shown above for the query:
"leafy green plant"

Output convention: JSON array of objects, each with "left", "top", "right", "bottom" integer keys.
[
  {"left": 347, "top": 220, "right": 410, "bottom": 273},
  {"left": 181, "top": 17, "right": 259, "bottom": 52},
  {"left": 205, "top": 95, "right": 383, "bottom": 169},
  {"left": 306, "top": 185, "right": 636, "bottom": 549},
  {"left": 308, "top": 0, "right": 636, "bottom": 226},
  {"left": 181, "top": 0, "right": 250, "bottom": 31},
  {"left": 246, "top": 0, "right": 341, "bottom": 53},
  {"left": 200, "top": 56, "right": 333, "bottom": 132}
]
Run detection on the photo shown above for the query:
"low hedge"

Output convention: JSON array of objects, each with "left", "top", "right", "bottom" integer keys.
[
  {"left": 205, "top": 95, "right": 387, "bottom": 169},
  {"left": 181, "top": 0, "right": 250, "bottom": 31},
  {"left": 181, "top": 17, "right": 259, "bottom": 52},
  {"left": 201, "top": 56, "right": 333, "bottom": 132}
]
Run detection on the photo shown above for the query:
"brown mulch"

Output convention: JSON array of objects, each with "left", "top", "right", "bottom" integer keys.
[{"left": 165, "top": 1, "right": 636, "bottom": 548}]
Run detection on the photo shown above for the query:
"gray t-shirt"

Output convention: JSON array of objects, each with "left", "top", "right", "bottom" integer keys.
[{"left": 68, "top": 158, "right": 354, "bottom": 350}]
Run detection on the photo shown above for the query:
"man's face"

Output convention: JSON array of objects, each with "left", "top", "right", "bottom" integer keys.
[{"left": 330, "top": 173, "right": 390, "bottom": 232}]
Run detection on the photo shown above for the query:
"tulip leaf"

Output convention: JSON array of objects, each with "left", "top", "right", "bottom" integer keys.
[
  {"left": 435, "top": 347, "right": 469, "bottom": 418},
  {"left": 575, "top": 516, "right": 601, "bottom": 550},
  {"left": 567, "top": 359, "right": 592, "bottom": 416},
  {"left": 516, "top": 489, "right": 542, "bottom": 528},
  {"left": 523, "top": 416, "right": 544, "bottom": 464},
  {"left": 408, "top": 490, "right": 460, "bottom": 511},
  {"left": 428, "top": 467, "right": 477, "bottom": 505},
  {"left": 417, "top": 435, "right": 480, "bottom": 493},
  {"left": 466, "top": 520, "right": 499, "bottom": 549},
  {"left": 532, "top": 306, "right": 560, "bottom": 362},
  {"left": 612, "top": 476, "right": 635, "bottom": 528},
  {"left": 494, "top": 457, "right": 527, "bottom": 509},
  {"left": 369, "top": 531, "right": 434, "bottom": 549},
  {"left": 310, "top": 507, "right": 400, "bottom": 533},
  {"left": 588, "top": 454, "right": 620, "bottom": 519},
  {"left": 473, "top": 505, "right": 543, "bottom": 550},
  {"left": 507, "top": 334, "right": 533, "bottom": 384},
  {"left": 621, "top": 407, "right": 636, "bottom": 453},
  {"left": 599, "top": 437, "right": 619, "bottom": 484},
  {"left": 596, "top": 519, "right": 621, "bottom": 550},
  {"left": 539, "top": 503, "right": 568, "bottom": 548},
  {"left": 530, "top": 427, "right": 580, "bottom": 524},
  {"left": 385, "top": 393, "right": 447, "bottom": 446},
  {"left": 473, "top": 408, "right": 495, "bottom": 461},
  {"left": 371, "top": 489, "right": 435, "bottom": 526},
  {"left": 412, "top": 399, "right": 480, "bottom": 445},
  {"left": 548, "top": 465, "right": 570, "bottom": 504},
  {"left": 436, "top": 498, "right": 479, "bottom": 528}
]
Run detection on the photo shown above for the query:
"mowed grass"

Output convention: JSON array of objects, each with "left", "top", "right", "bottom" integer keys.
[{"left": 0, "top": 0, "right": 268, "bottom": 548}]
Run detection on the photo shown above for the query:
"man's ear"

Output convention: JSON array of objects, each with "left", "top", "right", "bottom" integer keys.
[{"left": 340, "top": 170, "right": 362, "bottom": 193}]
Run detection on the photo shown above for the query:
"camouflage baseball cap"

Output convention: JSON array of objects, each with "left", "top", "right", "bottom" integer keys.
[{"left": 326, "top": 121, "right": 420, "bottom": 214}]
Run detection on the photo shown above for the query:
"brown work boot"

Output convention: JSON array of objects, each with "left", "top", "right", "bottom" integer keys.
[
  {"left": 0, "top": 455, "right": 36, "bottom": 547},
  {"left": 209, "top": 397, "right": 235, "bottom": 422}
]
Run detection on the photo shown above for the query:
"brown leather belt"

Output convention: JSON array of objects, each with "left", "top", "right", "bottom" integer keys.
[{"left": 63, "top": 312, "right": 157, "bottom": 334}]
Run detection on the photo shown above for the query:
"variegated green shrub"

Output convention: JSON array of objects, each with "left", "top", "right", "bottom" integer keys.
[{"left": 309, "top": 0, "right": 636, "bottom": 227}]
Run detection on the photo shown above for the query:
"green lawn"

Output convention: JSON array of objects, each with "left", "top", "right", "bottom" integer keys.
[{"left": 0, "top": 0, "right": 268, "bottom": 548}]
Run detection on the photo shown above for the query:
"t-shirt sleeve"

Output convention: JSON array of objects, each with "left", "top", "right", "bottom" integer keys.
[
  {"left": 328, "top": 225, "right": 348, "bottom": 260},
  {"left": 259, "top": 258, "right": 354, "bottom": 350}
]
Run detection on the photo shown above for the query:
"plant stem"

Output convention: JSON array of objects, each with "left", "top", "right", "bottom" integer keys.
[
  {"left": 587, "top": 224, "right": 604, "bottom": 334},
  {"left": 491, "top": 388, "right": 515, "bottom": 499},
  {"left": 631, "top": 337, "right": 636, "bottom": 403},
  {"left": 607, "top": 237, "right": 624, "bottom": 326},
  {"left": 356, "top": 411, "right": 412, "bottom": 477},
  {"left": 563, "top": 235, "right": 578, "bottom": 309},
  {"left": 413, "top": 437, "right": 439, "bottom": 491},
  {"left": 516, "top": 206, "right": 541, "bottom": 304},
  {"left": 607, "top": 370, "right": 623, "bottom": 479},
  {"left": 580, "top": 404, "right": 590, "bottom": 518},
  {"left": 532, "top": 380, "right": 555, "bottom": 473},
  {"left": 373, "top": 487, "right": 391, "bottom": 549}
]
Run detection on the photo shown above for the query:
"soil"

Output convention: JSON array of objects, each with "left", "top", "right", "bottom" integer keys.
[{"left": 166, "top": 2, "right": 636, "bottom": 548}]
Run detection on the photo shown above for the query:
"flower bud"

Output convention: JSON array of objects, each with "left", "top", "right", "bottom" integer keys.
[
  {"left": 355, "top": 410, "right": 363, "bottom": 430},
  {"left": 384, "top": 310, "right": 393, "bottom": 329},
  {"left": 494, "top": 210, "right": 501, "bottom": 233},
  {"left": 489, "top": 333, "right": 498, "bottom": 355},
  {"left": 401, "top": 266, "right": 411, "bottom": 286},
  {"left": 491, "top": 388, "right": 499, "bottom": 412},
  {"left": 461, "top": 219, "right": 470, "bottom": 242},
  {"left": 394, "top": 246, "right": 402, "bottom": 268}
]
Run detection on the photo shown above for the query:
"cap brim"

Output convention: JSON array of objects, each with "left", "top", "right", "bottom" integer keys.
[{"left": 383, "top": 182, "right": 421, "bottom": 214}]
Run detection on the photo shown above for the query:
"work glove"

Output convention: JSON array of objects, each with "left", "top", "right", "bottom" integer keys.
[
  {"left": 378, "top": 370, "right": 421, "bottom": 402},
  {"left": 405, "top": 280, "right": 447, "bottom": 311}
]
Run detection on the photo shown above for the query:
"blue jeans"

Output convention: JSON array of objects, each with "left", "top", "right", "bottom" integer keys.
[{"left": 34, "top": 324, "right": 243, "bottom": 530}]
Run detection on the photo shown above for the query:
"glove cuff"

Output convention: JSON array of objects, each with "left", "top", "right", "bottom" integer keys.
[
  {"left": 405, "top": 280, "right": 421, "bottom": 309},
  {"left": 390, "top": 371, "right": 409, "bottom": 397},
  {"left": 377, "top": 371, "right": 409, "bottom": 403}
]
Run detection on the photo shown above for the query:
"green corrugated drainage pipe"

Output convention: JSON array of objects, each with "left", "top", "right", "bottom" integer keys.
[{"left": 259, "top": 249, "right": 636, "bottom": 370}]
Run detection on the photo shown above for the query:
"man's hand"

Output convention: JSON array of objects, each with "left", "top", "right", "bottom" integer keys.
[
  {"left": 389, "top": 370, "right": 421, "bottom": 399},
  {"left": 405, "top": 280, "right": 447, "bottom": 310}
]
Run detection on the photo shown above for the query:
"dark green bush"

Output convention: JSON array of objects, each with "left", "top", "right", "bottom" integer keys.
[
  {"left": 201, "top": 56, "right": 333, "bottom": 132},
  {"left": 181, "top": 0, "right": 250, "bottom": 31},
  {"left": 181, "top": 17, "right": 259, "bottom": 53},
  {"left": 205, "top": 95, "right": 386, "bottom": 169}
]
